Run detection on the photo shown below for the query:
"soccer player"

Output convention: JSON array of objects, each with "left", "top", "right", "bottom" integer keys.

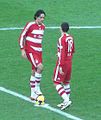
[
  {"left": 53, "top": 22, "right": 75, "bottom": 110},
  {"left": 18, "top": 9, "right": 46, "bottom": 101}
]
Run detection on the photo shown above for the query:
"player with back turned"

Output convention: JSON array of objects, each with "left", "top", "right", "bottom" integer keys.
[{"left": 53, "top": 22, "right": 75, "bottom": 110}]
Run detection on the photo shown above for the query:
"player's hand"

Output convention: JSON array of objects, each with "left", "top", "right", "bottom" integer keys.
[
  {"left": 59, "top": 67, "right": 64, "bottom": 75},
  {"left": 21, "top": 49, "right": 27, "bottom": 59}
]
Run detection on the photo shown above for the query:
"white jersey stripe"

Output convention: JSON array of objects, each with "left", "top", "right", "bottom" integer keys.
[
  {"left": 31, "top": 30, "right": 44, "bottom": 35},
  {"left": 20, "top": 22, "right": 35, "bottom": 48},
  {"left": 65, "top": 34, "right": 72, "bottom": 41},
  {"left": 31, "top": 46, "right": 42, "bottom": 52},
  {"left": 58, "top": 37, "right": 62, "bottom": 65},
  {"left": 26, "top": 36, "right": 42, "bottom": 44},
  {"left": 20, "top": 29, "right": 27, "bottom": 48}
]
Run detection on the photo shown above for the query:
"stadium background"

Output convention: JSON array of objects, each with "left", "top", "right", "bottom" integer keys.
[{"left": 0, "top": 0, "right": 101, "bottom": 120}]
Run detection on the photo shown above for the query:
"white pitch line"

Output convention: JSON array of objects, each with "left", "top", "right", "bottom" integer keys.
[
  {"left": 0, "top": 26, "right": 101, "bottom": 31},
  {"left": 0, "top": 86, "right": 83, "bottom": 120}
]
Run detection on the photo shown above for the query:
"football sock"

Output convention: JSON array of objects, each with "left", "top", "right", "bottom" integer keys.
[
  {"left": 64, "top": 83, "right": 71, "bottom": 98},
  {"left": 30, "top": 75, "right": 37, "bottom": 99},
  {"left": 35, "top": 72, "right": 42, "bottom": 91},
  {"left": 56, "top": 84, "right": 69, "bottom": 102}
]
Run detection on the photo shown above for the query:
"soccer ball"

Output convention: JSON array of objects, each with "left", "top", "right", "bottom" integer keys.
[{"left": 36, "top": 95, "right": 45, "bottom": 105}]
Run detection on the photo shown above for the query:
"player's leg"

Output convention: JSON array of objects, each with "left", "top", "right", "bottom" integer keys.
[
  {"left": 61, "top": 82, "right": 72, "bottom": 110},
  {"left": 30, "top": 64, "right": 43, "bottom": 99},
  {"left": 30, "top": 75, "right": 38, "bottom": 100},
  {"left": 61, "top": 61, "right": 72, "bottom": 110},
  {"left": 63, "top": 61, "right": 72, "bottom": 99},
  {"left": 29, "top": 52, "right": 43, "bottom": 95},
  {"left": 28, "top": 52, "right": 43, "bottom": 96},
  {"left": 34, "top": 63, "right": 43, "bottom": 95},
  {"left": 54, "top": 82, "right": 71, "bottom": 110},
  {"left": 53, "top": 64, "right": 69, "bottom": 109},
  {"left": 55, "top": 83, "right": 69, "bottom": 102},
  {"left": 26, "top": 52, "right": 38, "bottom": 100},
  {"left": 63, "top": 82, "right": 71, "bottom": 98}
]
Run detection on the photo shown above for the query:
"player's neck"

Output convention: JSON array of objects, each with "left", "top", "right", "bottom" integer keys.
[
  {"left": 61, "top": 32, "right": 66, "bottom": 35},
  {"left": 35, "top": 20, "right": 42, "bottom": 25}
]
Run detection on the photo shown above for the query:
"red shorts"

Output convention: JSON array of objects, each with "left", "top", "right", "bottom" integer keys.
[
  {"left": 53, "top": 60, "right": 72, "bottom": 84},
  {"left": 26, "top": 51, "right": 42, "bottom": 70}
]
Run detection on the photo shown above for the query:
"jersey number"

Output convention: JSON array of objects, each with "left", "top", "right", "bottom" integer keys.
[{"left": 67, "top": 39, "right": 73, "bottom": 56}]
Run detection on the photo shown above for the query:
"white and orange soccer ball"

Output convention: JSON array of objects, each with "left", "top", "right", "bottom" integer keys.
[{"left": 36, "top": 95, "right": 45, "bottom": 105}]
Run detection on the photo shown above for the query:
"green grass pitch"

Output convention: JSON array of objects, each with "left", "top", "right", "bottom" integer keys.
[{"left": 0, "top": 0, "right": 101, "bottom": 120}]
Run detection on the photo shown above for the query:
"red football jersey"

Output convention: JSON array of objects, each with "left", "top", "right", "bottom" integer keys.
[
  {"left": 18, "top": 21, "right": 45, "bottom": 53},
  {"left": 57, "top": 33, "right": 75, "bottom": 67}
]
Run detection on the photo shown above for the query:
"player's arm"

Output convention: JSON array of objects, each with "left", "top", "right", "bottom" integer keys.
[
  {"left": 21, "top": 49, "right": 27, "bottom": 59},
  {"left": 58, "top": 39, "right": 66, "bottom": 74},
  {"left": 18, "top": 22, "right": 29, "bottom": 59}
]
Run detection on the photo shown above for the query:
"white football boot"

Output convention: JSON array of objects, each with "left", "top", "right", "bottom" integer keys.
[{"left": 61, "top": 100, "right": 72, "bottom": 110}]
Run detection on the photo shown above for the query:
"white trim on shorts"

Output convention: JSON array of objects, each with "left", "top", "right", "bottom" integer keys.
[
  {"left": 29, "top": 53, "right": 36, "bottom": 67},
  {"left": 54, "top": 65, "right": 59, "bottom": 81}
]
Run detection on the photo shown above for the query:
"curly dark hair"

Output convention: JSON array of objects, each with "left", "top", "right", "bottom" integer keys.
[{"left": 34, "top": 9, "right": 46, "bottom": 20}]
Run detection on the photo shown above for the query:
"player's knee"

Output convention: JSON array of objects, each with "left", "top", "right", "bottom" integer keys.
[
  {"left": 37, "top": 63, "right": 43, "bottom": 72},
  {"left": 31, "top": 70, "right": 35, "bottom": 76}
]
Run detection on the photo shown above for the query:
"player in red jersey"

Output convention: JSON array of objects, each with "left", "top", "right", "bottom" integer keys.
[
  {"left": 18, "top": 9, "right": 46, "bottom": 100},
  {"left": 53, "top": 22, "right": 75, "bottom": 110}
]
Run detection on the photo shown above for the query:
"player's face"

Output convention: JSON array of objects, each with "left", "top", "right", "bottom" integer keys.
[{"left": 36, "top": 14, "right": 45, "bottom": 24}]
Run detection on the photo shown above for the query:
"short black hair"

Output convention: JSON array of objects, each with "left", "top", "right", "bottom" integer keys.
[
  {"left": 34, "top": 9, "right": 46, "bottom": 20},
  {"left": 61, "top": 22, "right": 69, "bottom": 32}
]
